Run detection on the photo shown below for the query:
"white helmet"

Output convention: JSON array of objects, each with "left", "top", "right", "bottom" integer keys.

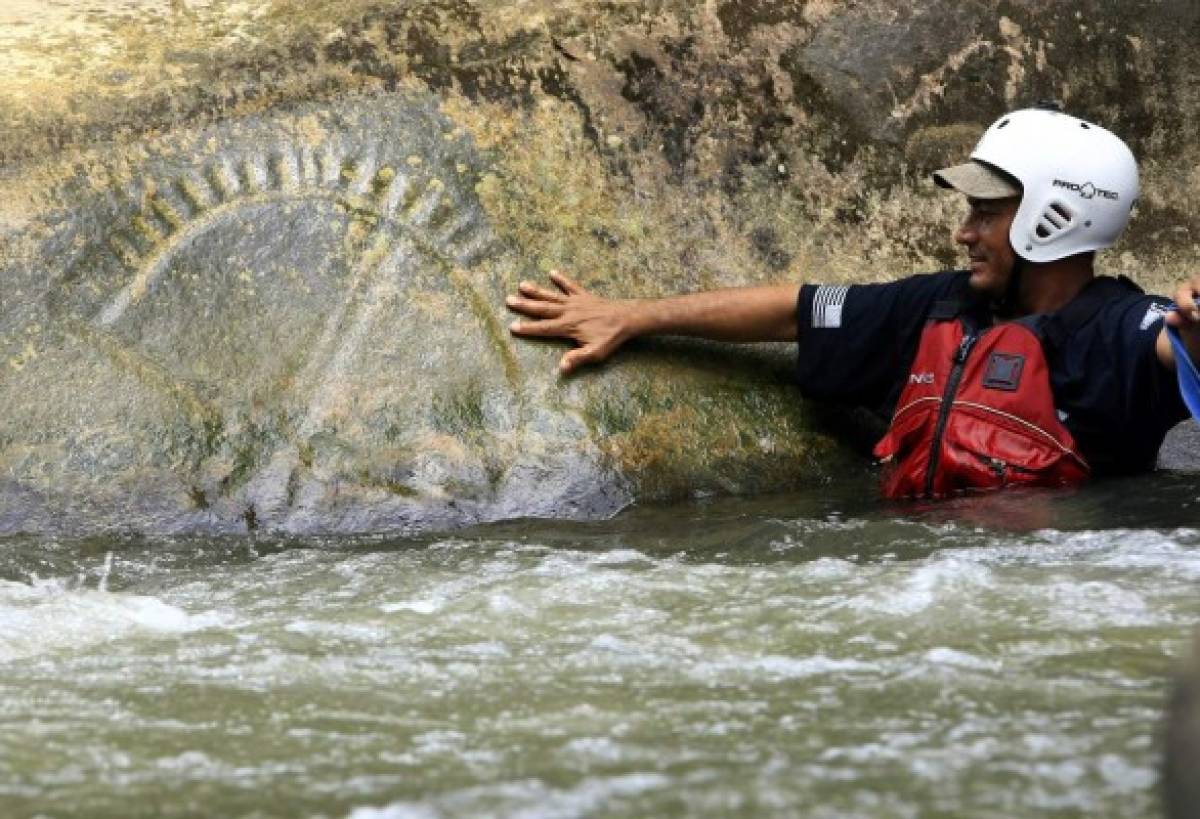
[{"left": 936, "top": 107, "right": 1139, "bottom": 263}]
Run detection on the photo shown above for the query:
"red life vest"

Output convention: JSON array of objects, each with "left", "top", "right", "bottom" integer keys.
[{"left": 872, "top": 312, "right": 1089, "bottom": 499}]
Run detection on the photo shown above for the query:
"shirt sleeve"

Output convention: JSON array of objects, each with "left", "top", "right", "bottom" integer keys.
[
  {"left": 795, "top": 270, "right": 969, "bottom": 415},
  {"left": 1060, "top": 294, "right": 1190, "bottom": 473},
  {"left": 1110, "top": 295, "right": 1190, "bottom": 448}
]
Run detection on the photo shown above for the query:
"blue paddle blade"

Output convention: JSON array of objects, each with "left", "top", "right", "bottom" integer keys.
[{"left": 1167, "top": 323, "right": 1200, "bottom": 421}]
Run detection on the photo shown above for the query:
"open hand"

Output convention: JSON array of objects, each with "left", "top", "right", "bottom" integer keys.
[{"left": 506, "top": 270, "right": 633, "bottom": 375}]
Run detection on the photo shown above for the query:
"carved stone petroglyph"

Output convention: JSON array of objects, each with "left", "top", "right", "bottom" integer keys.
[
  {"left": 0, "top": 80, "right": 839, "bottom": 536},
  {"left": 2, "top": 96, "right": 632, "bottom": 534}
]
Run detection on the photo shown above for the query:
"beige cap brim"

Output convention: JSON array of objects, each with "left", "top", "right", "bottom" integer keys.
[{"left": 932, "top": 160, "right": 1021, "bottom": 199}]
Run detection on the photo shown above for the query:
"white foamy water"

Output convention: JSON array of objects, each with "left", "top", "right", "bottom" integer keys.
[
  {"left": 0, "top": 578, "right": 204, "bottom": 662},
  {"left": 0, "top": 481, "right": 1198, "bottom": 818}
]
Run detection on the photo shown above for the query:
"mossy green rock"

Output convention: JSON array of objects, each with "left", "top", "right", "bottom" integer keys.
[
  {"left": 0, "top": 90, "right": 843, "bottom": 535},
  {"left": 1, "top": 1, "right": 1196, "bottom": 534}
]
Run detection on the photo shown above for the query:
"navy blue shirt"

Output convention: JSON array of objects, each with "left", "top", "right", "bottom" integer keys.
[{"left": 796, "top": 271, "right": 1189, "bottom": 475}]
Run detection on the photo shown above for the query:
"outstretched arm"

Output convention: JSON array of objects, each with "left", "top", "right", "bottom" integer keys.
[{"left": 506, "top": 270, "right": 800, "bottom": 374}]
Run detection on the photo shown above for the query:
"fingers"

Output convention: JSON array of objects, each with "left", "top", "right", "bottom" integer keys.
[
  {"left": 505, "top": 294, "right": 563, "bottom": 319},
  {"left": 508, "top": 270, "right": 584, "bottom": 303},
  {"left": 549, "top": 269, "right": 583, "bottom": 296},
  {"left": 559, "top": 344, "right": 600, "bottom": 374},
  {"left": 1171, "top": 279, "right": 1200, "bottom": 325},
  {"left": 517, "top": 280, "right": 565, "bottom": 303},
  {"left": 512, "top": 325, "right": 604, "bottom": 376},
  {"left": 508, "top": 317, "right": 566, "bottom": 337}
]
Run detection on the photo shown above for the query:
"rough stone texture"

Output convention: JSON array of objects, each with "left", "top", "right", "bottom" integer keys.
[{"left": 0, "top": 1, "right": 1197, "bottom": 534}]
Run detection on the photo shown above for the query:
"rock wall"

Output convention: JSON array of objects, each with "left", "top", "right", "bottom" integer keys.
[{"left": 1, "top": 1, "right": 1197, "bottom": 534}]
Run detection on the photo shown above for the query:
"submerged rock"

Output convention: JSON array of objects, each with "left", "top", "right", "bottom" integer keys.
[
  {"left": 0, "top": 1, "right": 1196, "bottom": 534},
  {"left": 1165, "top": 630, "right": 1200, "bottom": 819}
]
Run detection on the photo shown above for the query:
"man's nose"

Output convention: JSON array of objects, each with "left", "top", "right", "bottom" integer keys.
[{"left": 954, "top": 219, "right": 977, "bottom": 246}]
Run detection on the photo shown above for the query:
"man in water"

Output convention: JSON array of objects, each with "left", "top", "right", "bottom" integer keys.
[{"left": 505, "top": 106, "right": 1200, "bottom": 496}]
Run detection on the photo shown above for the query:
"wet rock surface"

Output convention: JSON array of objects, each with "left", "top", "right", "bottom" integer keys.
[
  {"left": 1, "top": 1, "right": 1197, "bottom": 534},
  {"left": 1165, "top": 630, "right": 1200, "bottom": 819}
]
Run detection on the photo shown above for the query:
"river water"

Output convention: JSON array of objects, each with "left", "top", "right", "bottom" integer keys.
[{"left": 2, "top": 471, "right": 1198, "bottom": 819}]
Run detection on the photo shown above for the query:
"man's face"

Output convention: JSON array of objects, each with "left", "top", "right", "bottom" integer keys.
[{"left": 955, "top": 196, "right": 1020, "bottom": 299}]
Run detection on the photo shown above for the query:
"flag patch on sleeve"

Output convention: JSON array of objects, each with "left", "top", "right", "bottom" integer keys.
[{"left": 812, "top": 285, "right": 849, "bottom": 329}]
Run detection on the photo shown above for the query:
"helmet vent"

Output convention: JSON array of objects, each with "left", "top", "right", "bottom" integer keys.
[
  {"left": 1034, "top": 200, "right": 1077, "bottom": 242},
  {"left": 1049, "top": 203, "right": 1072, "bottom": 223},
  {"left": 998, "top": 118, "right": 1010, "bottom": 129}
]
